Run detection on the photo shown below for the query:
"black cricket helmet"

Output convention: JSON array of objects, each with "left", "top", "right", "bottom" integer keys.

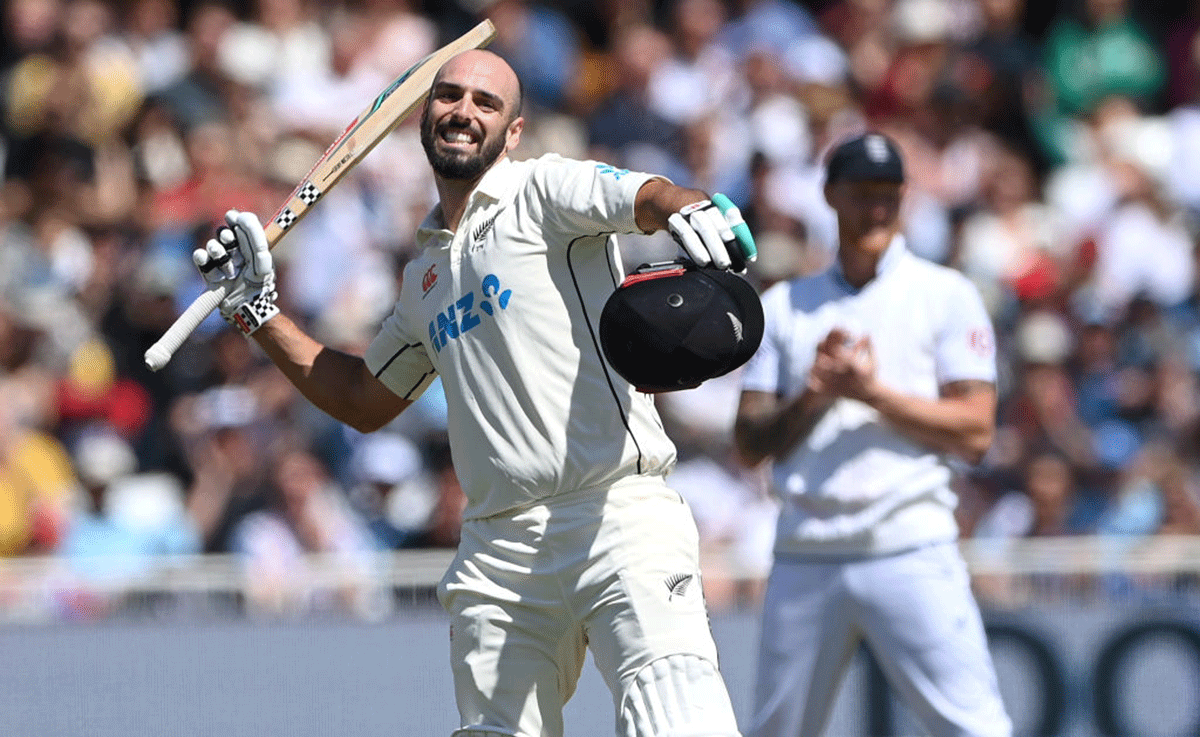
[{"left": 599, "top": 260, "right": 764, "bottom": 393}]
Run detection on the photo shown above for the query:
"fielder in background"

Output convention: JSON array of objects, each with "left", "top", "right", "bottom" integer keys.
[
  {"left": 733, "top": 133, "right": 1013, "bottom": 737},
  {"left": 192, "top": 49, "right": 753, "bottom": 737}
]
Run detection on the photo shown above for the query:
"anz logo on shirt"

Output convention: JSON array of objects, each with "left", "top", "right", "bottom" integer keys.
[{"left": 428, "top": 274, "right": 513, "bottom": 353}]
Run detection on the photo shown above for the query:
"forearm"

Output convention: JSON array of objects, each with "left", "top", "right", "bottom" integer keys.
[
  {"left": 864, "top": 384, "right": 995, "bottom": 464},
  {"left": 195, "top": 210, "right": 407, "bottom": 431},
  {"left": 633, "top": 178, "right": 709, "bottom": 233},
  {"left": 251, "top": 315, "right": 408, "bottom": 433},
  {"left": 734, "top": 388, "right": 834, "bottom": 467}
]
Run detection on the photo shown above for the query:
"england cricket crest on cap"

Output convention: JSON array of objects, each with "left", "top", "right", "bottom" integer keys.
[
  {"left": 825, "top": 132, "right": 905, "bottom": 184},
  {"left": 865, "top": 134, "right": 891, "bottom": 163}
]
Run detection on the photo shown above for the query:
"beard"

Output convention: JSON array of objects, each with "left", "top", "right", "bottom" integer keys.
[{"left": 420, "top": 110, "right": 508, "bottom": 181}]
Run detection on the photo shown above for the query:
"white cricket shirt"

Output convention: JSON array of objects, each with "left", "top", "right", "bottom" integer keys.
[
  {"left": 364, "top": 155, "right": 676, "bottom": 520},
  {"left": 741, "top": 237, "right": 997, "bottom": 556}
]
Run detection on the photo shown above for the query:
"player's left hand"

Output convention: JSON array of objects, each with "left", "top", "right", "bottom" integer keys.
[
  {"left": 668, "top": 194, "right": 757, "bottom": 272},
  {"left": 809, "top": 329, "right": 878, "bottom": 403}
]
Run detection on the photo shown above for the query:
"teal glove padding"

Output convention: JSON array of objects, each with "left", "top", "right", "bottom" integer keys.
[
  {"left": 710, "top": 193, "right": 757, "bottom": 268},
  {"left": 667, "top": 193, "right": 757, "bottom": 273}
]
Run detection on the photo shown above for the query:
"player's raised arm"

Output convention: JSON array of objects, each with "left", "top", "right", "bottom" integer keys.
[{"left": 194, "top": 210, "right": 409, "bottom": 433}]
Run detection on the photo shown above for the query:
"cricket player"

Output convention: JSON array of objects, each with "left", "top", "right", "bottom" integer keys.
[
  {"left": 192, "top": 50, "right": 750, "bottom": 737},
  {"left": 733, "top": 132, "right": 1013, "bottom": 737}
]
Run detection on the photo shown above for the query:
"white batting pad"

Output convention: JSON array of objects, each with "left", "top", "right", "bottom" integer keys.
[{"left": 620, "top": 654, "right": 742, "bottom": 737}]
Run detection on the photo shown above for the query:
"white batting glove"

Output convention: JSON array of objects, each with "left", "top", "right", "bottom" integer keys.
[
  {"left": 192, "top": 210, "right": 279, "bottom": 336},
  {"left": 667, "top": 195, "right": 756, "bottom": 272}
]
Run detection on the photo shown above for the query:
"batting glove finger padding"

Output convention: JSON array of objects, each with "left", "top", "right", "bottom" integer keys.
[
  {"left": 190, "top": 210, "right": 280, "bottom": 336},
  {"left": 195, "top": 234, "right": 236, "bottom": 279},
  {"left": 230, "top": 210, "right": 274, "bottom": 281},
  {"left": 667, "top": 194, "right": 757, "bottom": 273}
]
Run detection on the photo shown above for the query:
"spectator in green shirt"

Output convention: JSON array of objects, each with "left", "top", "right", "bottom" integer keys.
[{"left": 1044, "top": 0, "right": 1165, "bottom": 117}]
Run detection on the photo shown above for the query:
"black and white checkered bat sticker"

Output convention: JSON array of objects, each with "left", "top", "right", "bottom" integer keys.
[{"left": 275, "top": 182, "right": 324, "bottom": 231}]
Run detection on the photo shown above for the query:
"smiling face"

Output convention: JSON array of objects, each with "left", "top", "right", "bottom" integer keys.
[
  {"left": 420, "top": 50, "right": 523, "bottom": 182},
  {"left": 824, "top": 179, "right": 904, "bottom": 258}
]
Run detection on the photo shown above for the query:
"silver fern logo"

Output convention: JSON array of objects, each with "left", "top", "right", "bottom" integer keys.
[
  {"left": 727, "top": 312, "right": 744, "bottom": 342},
  {"left": 470, "top": 213, "right": 498, "bottom": 250},
  {"left": 665, "top": 573, "right": 694, "bottom": 600}
]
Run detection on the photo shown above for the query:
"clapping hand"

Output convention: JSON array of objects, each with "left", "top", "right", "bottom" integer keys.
[{"left": 808, "top": 328, "right": 878, "bottom": 403}]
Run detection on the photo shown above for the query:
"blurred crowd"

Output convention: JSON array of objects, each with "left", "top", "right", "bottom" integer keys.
[{"left": 3, "top": 0, "right": 1200, "bottom": 617}]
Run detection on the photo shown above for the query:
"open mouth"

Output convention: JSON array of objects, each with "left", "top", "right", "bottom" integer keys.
[{"left": 438, "top": 126, "right": 480, "bottom": 150}]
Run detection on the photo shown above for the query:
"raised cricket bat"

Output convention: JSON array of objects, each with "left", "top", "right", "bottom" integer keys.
[{"left": 143, "top": 20, "right": 497, "bottom": 371}]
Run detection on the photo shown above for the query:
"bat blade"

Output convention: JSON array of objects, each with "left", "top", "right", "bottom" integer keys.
[
  {"left": 261, "top": 19, "right": 496, "bottom": 246},
  {"left": 144, "top": 19, "right": 496, "bottom": 371}
]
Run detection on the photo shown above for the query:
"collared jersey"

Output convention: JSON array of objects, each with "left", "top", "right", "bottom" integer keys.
[
  {"left": 365, "top": 155, "right": 676, "bottom": 520},
  {"left": 741, "top": 237, "right": 997, "bottom": 556}
]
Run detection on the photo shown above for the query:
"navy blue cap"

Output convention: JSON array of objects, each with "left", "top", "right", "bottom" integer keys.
[{"left": 825, "top": 133, "right": 905, "bottom": 184}]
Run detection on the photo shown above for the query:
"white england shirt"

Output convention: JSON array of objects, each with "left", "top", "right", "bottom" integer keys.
[
  {"left": 741, "top": 237, "right": 997, "bottom": 556},
  {"left": 364, "top": 155, "right": 676, "bottom": 520}
]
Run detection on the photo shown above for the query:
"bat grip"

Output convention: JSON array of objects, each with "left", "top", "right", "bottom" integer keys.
[{"left": 143, "top": 286, "right": 226, "bottom": 371}]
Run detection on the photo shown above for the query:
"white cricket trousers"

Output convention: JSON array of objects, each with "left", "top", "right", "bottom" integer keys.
[
  {"left": 749, "top": 542, "right": 1012, "bottom": 737},
  {"left": 438, "top": 477, "right": 741, "bottom": 737}
]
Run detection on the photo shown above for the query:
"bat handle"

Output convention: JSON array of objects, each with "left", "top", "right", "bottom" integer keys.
[{"left": 143, "top": 286, "right": 227, "bottom": 371}]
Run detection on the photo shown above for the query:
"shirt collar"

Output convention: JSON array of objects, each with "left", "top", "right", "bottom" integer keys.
[
  {"left": 830, "top": 233, "right": 908, "bottom": 293},
  {"left": 473, "top": 155, "right": 515, "bottom": 201},
  {"left": 417, "top": 156, "right": 515, "bottom": 240}
]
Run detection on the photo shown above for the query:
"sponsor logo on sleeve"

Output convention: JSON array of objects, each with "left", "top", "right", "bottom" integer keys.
[{"left": 595, "top": 163, "right": 630, "bottom": 180}]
